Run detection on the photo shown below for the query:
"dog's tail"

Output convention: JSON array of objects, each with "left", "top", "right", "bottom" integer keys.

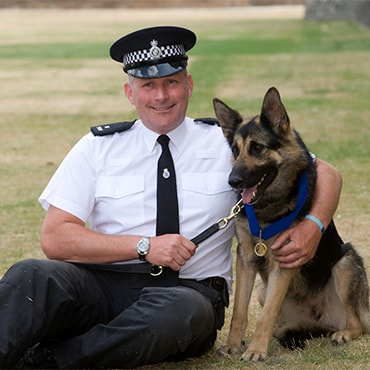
[
  {"left": 361, "top": 308, "right": 370, "bottom": 334},
  {"left": 343, "top": 246, "right": 370, "bottom": 334},
  {"left": 278, "top": 325, "right": 331, "bottom": 350}
]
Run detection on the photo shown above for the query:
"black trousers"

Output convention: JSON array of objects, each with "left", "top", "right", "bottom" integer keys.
[{"left": 0, "top": 259, "right": 227, "bottom": 369}]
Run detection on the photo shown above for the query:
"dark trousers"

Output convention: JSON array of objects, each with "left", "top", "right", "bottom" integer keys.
[{"left": 0, "top": 259, "right": 225, "bottom": 369}]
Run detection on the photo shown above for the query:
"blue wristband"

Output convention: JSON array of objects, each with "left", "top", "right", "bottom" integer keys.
[{"left": 304, "top": 214, "right": 325, "bottom": 235}]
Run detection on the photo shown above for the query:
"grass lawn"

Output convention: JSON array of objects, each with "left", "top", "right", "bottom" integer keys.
[{"left": 0, "top": 6, "right": 369, "bottom": 369}]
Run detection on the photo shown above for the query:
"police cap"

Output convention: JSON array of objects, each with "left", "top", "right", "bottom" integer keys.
[{"left": 110, "top": 26, "right": 196, "bottom": 79}]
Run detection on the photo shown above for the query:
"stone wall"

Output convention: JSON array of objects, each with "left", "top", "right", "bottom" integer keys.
[{"left": 305, "top": 0, "right": 370, "bottom": 27}]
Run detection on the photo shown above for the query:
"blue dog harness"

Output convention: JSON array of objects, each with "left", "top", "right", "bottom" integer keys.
[{"left": 244, "top": 171, "right": 309, "bottom": 242}]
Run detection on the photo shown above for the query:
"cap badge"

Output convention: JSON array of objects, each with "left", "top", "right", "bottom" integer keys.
[{"left": 149, "top": 39, "right": 162, "bottom": 60}]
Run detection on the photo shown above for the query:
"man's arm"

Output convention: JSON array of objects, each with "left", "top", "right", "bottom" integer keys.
[
  {"left": 40, "top": 205, "right": 195, "bottom": 271},
  {"left": 271, "top": 158, "right": 342, "bottom": 268}
]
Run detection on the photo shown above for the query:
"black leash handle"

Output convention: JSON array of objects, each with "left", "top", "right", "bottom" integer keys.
[
  {"left": 190, "top": 199, "right": 244, "bottom": 246},
  {"left": 191, "top": 223, "right": 220, "bottom": 245}
]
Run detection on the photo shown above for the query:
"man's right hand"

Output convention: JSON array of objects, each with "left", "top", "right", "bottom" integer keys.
[{"left": 146, "top": 234, "right": 196, "bottom": 271}]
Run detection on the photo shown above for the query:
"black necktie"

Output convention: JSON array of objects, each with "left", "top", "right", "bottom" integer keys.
[{"left": 156, "top": 135, "right": 179, "bottom": 235}]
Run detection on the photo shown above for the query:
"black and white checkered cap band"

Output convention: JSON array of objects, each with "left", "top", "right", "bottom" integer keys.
[{"left": 123, "top": 44, "right": 186, "bottom": 66}]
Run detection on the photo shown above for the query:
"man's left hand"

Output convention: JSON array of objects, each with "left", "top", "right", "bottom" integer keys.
[{"left": 270, "top": 218, "right": 322, "bottom": 268}]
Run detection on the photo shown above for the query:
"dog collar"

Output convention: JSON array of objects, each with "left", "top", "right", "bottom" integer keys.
[{"left": 244, "top": 171, "right": 308, "bottom": 241}]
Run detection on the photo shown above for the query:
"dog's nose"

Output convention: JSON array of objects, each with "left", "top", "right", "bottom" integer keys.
[{"left": 229, "top": 173, "right": 243, "bottom": 189}]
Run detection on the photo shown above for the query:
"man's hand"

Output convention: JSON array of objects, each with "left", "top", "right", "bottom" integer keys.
[
  {"left": 270, "top": 218, "right": 322, "bottom": 268},
  {"left": 146, "top": 234, "right": 196, "bottom": 271}
]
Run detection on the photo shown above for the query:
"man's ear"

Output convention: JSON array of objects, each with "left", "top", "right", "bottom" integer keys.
[
  {"left": 124, "top": 82, "right": 135, "bottom": 105},
  {"left": 187, "top": 74, "right": 194, "bottom": 98}
]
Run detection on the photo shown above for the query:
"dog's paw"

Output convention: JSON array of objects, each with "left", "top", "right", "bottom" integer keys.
[
  {"left": 241, "top": 349, "right": 268, "bottom": 362},
  {"left": 217, "top": 342, "right": 244, "bottom": 356},
  {"left": 330, "top": 330, "right": 352, "bottom": 345}
]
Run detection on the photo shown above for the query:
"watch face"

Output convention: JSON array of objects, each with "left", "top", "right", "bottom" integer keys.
[
  {"left": 137, "top": 237, "right": 150, "bottom": 254},
  {"left": 137, "top": 237, "right": 150, "bottom": 261}
]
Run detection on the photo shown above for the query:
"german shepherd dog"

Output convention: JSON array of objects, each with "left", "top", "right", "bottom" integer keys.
[{"left": 213, "top": 87, "right": 370, "bottom": 362}]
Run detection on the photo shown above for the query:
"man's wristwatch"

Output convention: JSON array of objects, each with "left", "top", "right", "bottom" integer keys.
[{"left": 136, "top": 236, "right": 151, "bottom": 261}]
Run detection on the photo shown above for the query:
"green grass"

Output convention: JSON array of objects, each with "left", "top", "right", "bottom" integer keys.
[{"left": 0, "top": 8, "right": 369, "bottom": 369}]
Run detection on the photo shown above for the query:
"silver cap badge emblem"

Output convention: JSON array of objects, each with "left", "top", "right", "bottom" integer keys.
[{"left": 149, "top": 39, "right": 162, "bottom": 59}]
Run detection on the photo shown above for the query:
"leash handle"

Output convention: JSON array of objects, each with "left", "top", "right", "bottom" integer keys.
[
  {"left": 191, "top": 199, "right": 244, "bottom": 246},
  {"left": 191, "top": 223, "right": 220, "bottom": 245}
]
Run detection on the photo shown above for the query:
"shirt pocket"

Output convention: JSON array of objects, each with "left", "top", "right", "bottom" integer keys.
[
  {"left": 93, "top": 175, "right": 145, "bottom": 233},
  {"left": 95, "top": 175, "right": 144, "bottom": 199},
  {"left": 182, "top": 172, "right": 231, "bottom": 195}
]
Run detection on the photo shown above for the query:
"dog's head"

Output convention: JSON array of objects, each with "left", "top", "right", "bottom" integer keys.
[{"left": 214, "top": 87, "right": 310, "bottom": 207}]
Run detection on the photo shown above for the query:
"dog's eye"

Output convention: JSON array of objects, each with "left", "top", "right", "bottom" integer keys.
[
  {"left": 231, "top": 145, "right": 240, "bottom": 159},
  {"left": 250, "top": 142, "right": 264, "bottom": 154}
]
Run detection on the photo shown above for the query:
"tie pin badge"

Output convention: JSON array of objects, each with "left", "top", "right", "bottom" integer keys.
[{"left": 162, "top": 168, "right": 170, "bottom": 179}]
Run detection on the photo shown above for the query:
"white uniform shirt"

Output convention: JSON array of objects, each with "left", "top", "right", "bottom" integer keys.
[{"left": 39, "top": 117, "right": 237, "bottom": 288}]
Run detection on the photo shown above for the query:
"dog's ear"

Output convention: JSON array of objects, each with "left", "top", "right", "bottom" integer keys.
[
  {"left": 260, "top": 87, "right": 290, "bottom": 135},
  {"left": 213, "top": 98, "right": 243, "bottom": 145}
]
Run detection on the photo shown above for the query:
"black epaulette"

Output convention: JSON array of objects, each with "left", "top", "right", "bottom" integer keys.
[
  {"left": 90, "top": 120, "right": 136, "bottom": 136},
  {"left": 194, "top": 117, "right": 220, "bottom": 126}
]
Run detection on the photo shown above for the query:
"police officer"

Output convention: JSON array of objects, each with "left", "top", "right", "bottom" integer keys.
[{"left": 0, "top": 26, "right": 342, "bottom": 369}]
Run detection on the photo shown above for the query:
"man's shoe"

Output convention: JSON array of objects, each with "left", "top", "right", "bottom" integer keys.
[{"left": 16, "top": 342, "right": 58, "bottom": 369}]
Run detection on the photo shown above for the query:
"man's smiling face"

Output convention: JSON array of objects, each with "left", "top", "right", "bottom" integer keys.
[{"left": 124, "top": 70, "right": 193, "bottom": 134}]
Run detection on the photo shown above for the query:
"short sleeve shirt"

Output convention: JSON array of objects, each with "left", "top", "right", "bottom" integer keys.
[{"left": 39, "top": 117, "right": 237, "bottom": 287}]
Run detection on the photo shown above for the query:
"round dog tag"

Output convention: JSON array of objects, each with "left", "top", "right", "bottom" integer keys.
[{"left": 254, "top": 241, "right": 267, "bottom": 257}]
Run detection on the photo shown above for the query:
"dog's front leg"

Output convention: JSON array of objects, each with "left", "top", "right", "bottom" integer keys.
[
  {"left": 242, "top": 266, "right": 296, "bottom": 362},
  {"left": 222, "top": 242, "right": 257, "bottom": 354}
]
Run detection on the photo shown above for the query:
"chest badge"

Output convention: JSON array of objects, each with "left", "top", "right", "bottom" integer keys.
[{"left": 162, "top": 168, "right": 170, "bottom": 179}]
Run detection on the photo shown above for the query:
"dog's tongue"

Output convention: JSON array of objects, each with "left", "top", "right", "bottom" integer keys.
[{"left": 242, "top": 186, "right": 257, "bottom": 204}]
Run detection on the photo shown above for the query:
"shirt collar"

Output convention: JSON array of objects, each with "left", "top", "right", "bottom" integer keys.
[{"left": 139, "top": 118, "right": 188, "bottom": 154}]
